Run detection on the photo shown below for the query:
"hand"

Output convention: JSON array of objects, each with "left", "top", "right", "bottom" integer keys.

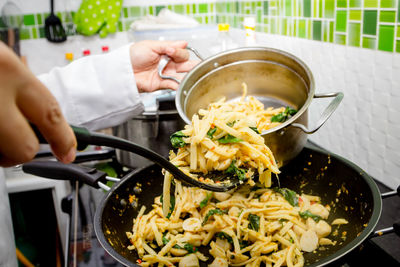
[
  {"left": 0, "top": 42, "right": 77, "bottom": 167},
  {"left": 129, "top": 40, "right": 199, "bottom": 93}
]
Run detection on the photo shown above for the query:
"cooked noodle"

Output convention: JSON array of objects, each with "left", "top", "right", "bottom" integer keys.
[{"left": 126, "top": 83, "right": 345, "bottom": 267}]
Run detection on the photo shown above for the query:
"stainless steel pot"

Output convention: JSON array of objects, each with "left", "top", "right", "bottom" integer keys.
[
  {"left": 112, "top": 95, "right": 185, "bottom": 168},
  {"left": 169, "top": 47, "right": 343, "bottom": 166}
]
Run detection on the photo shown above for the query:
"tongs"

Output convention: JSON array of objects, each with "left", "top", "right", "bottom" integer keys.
[{"left": 30, "top": 125, "right": 246, "bottom": 192}]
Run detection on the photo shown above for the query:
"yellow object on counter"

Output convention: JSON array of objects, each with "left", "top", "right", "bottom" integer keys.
[
  {"left": 218, "top": 23, "right": 230, "bottom": 32},
  {"left": 65, "top": 53, "right": 74, "bottom": 61}
]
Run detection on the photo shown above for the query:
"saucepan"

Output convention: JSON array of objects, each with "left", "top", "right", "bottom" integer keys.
[
  {"left": 159, "top": 47, "right": 344, "bottom": 166},
  {"left": 22, "top": 144, "right": 399, "bottom": 266}
]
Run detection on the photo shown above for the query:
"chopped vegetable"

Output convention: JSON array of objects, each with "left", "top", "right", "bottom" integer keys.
[
  {"left": 248, "top": 214, "right": 260, "bottom": 231},
  {"left": 239, "top": 240, "right": 250, "bottom": 249},
  {"left": 299, "top": 210, "right": 322, "bottom": 222},
  {"left": 207, "top": 128, "right": 217, "bottom": 139},
  {"left": 273, "top": 187, "right": 299, "bottom": 207},
  {"left": 218, "top": 134, "right": 242, "bottom": 144},
  {"left": 170, "top": 131, "right": 188, "bottom": 148},
  {"left": 162, "top": 233, "right": 169, "bottom": 245},
  {"left": 199, "top": 192, "right": 213, "bottom": 208},
  {"left": 160, "top": 194, "right": 176, "bottom": 219},
  {"left": 227, "top": 121, "right": 236, "bottom": 127},
  {"left": 271, "top": 107, "right": 297, "bottom": 123},
  {"left": 224, "top": 160, "right": 247, "bottom": 181},
  {"left": 163, "top": 233, "right": 197, "bottom": 253},
  {"left": 279, "top": 218, "right": 288, "bottom": 224},
  {"left": 202, "top": 209, "right": 227, "bottom": 225},
  {"left": 183, "top": 243, "right": 197, "bottom": 253},
  {"left": 249, "top": 126, "right": 260, "bottom": 134},
  {"left": 215, "top": 232, "right": 233, "bottom": 244}
]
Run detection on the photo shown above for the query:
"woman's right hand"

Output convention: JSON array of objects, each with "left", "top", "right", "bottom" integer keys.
[{"left": 0, "top": 42, "right": 76, "bottom": 167}]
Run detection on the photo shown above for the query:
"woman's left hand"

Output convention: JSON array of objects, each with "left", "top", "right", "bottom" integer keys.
[{"left": 129, "top": 40, "right": 198, "bottom": 93}]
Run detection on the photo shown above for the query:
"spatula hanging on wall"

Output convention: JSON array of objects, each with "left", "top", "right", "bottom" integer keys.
[{"left": 44, "top": 0, "right": 67, "bottom": 42}]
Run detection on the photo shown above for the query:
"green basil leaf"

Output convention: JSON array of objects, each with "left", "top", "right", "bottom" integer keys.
[
  {"left": 271, "top": 107, "right": 297, "bottom": 123},
  {"left": 160, "top": 194, "right": 176, "bottom": 219},
  {"left": 273, "top": 187, "right": 299, "bottom": 207},
  {"left": 224, "top": 160, "right": 247, "bottom": 181},
  {"left": 240, "top": 239, "right": 250, "bottom": 249},
  {"left": 162, "top": 233, "right": 169, "bottom": 245},
  {"left": 248, "top": 214, "right": 260, "bottom": 231},
  {"left": 215, "top": 232, "right": 233, "bottom": 244},
  {"left": 170, "top": 131, "right": 188, "bottom": 148},
  {"left": 183, "top": 243, "right": 196, "bottom": 253},
  {"left": 286, "top": 107, "right": 297, "bottom": 116},
  {"left": 237, "top": 168, "right": 247, "bottom": 181},
  {"left": 299, "top": 210, "right": 322, "bottom": 222},
  {"left": 271, "top": 113, "right": 286, "bottom": 123},
  {"left": 207, "top": 128, "right": 217, "bottom": 139},
  {"left": 199, "top": 192, "right": 213, "bottom": 209},
  {"left": 278, "top": 218, "right": 288, "bottom": 224},
  {"left": 202, "top": 209, "right": 227, "bottom": 225},
  {"left": 224, "top": 160, "right": 237, "bottom": 175},
  {"left": 249, "top": 126, "right": 260, "bottom": 134},
  {"left": 218, "top": 134, "right": 242, "bottom": 144}
]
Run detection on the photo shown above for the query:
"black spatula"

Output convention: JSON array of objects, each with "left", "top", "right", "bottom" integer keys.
[
  {"left": 30, "top": 124, "right": 246, "bottom": 192},
  {"left": 44, "top": 0, "right": 66, "bottom": 43}
]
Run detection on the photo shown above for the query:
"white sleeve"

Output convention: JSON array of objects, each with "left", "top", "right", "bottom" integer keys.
[{"left": 38, "top": 44, "right": 144, "bottom": 131}]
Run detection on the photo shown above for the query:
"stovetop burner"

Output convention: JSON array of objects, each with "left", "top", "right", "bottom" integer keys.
[{"left": 63, "top": 142, "right": 400, "bottom": 267}]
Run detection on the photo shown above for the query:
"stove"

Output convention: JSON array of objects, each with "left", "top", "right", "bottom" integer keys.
[{"left": 63, "top": 142, "right": 400, "bottom": 267}]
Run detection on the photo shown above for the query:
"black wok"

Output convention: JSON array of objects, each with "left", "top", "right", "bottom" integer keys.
[{"left": 23, "top": 144, "right": 399, "bottom": 266}]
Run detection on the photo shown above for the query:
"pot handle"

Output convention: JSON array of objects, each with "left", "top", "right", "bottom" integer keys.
[
  {"left": 158, "top": 46, "right": 204, "bottom": 84},
  {"left": 22, "top": 161, "right": 120, "bottom": 191},
  {"left": 291, "top": 92, "right": 344, "bottom": 134}
]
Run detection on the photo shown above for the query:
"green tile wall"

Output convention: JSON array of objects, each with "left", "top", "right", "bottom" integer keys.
[{"left": 1, "top": 0, "right": 399, "bottom": 53}]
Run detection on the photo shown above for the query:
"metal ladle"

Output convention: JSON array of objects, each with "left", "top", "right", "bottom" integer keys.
[
  {"left": 32, "top": 125, "right": 246, "bottom": 192},
  {"left": 1, "top": 0, "right": 23, "bottom": 28},
  {"left": 1, "top": 0, "right": 23, "bottom": 55}
]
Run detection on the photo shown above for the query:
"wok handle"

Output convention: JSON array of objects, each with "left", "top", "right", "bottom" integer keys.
[
  {"left": 381, "top": 185, "right": 400, "bottom": 199},
  {"left": 291, "top": 92, "right": 344, "bottom": 134},
  {"left": 371, "top": 185, "right": 400, "bottom": 238},
  {"left": 371, "top": 220, "right": 400, "bottom": 238},
  {"left": 158, "top": 46, "right": 204, "bottom": 84},
  {"left": 22, "top": 161, "right": 107, "bottom": 188}
]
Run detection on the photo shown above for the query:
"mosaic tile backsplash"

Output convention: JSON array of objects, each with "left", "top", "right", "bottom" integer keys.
[
  {"left": 1, "top": 0, "right": 399, "bottom": 53},
  {"left": 0, "top": 0, "right": 400, "bottom": 53}
]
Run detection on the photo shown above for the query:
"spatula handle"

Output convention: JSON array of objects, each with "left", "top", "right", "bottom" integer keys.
[{"left": 22, "top": 160, "right": 106, "bottom": 188}]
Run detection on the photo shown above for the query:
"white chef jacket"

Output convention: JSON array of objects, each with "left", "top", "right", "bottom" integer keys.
[
  {"left": 38, "top": 44, "right": 144, "bottom": 130},
  {"left": 0, "top": 44, "right": 146, "bottom": 267},
  {"left": 0, "top": 169, "right": 17, "bottom": 267}
]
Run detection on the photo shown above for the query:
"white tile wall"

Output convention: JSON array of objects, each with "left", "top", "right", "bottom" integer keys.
[{"left": 251, "top": 32, "right": 400, "bottom": 190}]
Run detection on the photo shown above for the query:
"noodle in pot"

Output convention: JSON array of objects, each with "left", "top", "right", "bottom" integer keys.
[{"left": 126, "top": 84, "right": 346, "bottom": 266}]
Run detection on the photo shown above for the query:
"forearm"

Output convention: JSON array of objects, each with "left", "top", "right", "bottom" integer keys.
[{"left": 38, "top": 44, "right": 144, "bottom": 131}]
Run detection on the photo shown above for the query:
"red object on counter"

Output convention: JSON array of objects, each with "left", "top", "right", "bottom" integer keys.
[
  {"left": 83, "top": 49, "right": 91, "bottom": 56},
  {"left": 102, "top": 46, "right": 109, "bottom": 52}
]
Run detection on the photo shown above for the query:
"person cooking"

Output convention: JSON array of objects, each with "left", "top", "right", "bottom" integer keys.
[{"left": 0, "top": 39, "right": 197, "bottom": 266}]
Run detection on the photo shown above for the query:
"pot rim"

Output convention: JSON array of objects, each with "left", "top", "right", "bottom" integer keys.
[{"left": 175, "top": 46, "right": 316, "bottom": 133}]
